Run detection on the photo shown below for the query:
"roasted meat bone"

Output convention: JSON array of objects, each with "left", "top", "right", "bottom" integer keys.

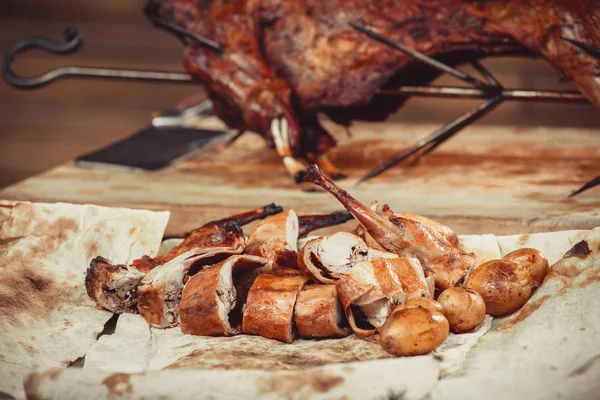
[
  {"left": 133, "top": 203, "right": 283, "bottom": 273},
  {"left": 179, "top": 255, "right": 268, "bottom": 336},
  {"left": 336, "top": 257, "right": 431, "bottom": 338},
  {"left": 85, "top": 257, "right": 145, "bottom": 314},
  {"left": 305, "top": 165, "right": 477, "bottom": 289},
  {"left": 298, "top": 232, "right": 396, "bottom": 284}
]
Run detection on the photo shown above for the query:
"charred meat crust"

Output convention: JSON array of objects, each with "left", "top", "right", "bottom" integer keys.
[
  {"left": 85, "top": 256, "right": 144, "bottom": 314},
  {"left": 297, "top": 211, "right": 354, "bottom": 237}
]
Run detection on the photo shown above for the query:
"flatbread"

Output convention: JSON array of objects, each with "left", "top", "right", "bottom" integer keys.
[
  {"left": 26, "top": 356, "right": 440, "bottom": 400},
  {"left": 4, "top": 205, "right": 598, "bottom": 399},
  {"left": 433, "top": 227, "right": 600, "bottom": 399},
  {"left": 0, "top": 200, "right": 169, "bottom": 399}
]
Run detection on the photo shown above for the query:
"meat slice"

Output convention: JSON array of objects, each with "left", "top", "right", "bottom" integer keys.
[
  {"left": 294, "top": 284, "right": 350, "bottom": 339},
  {"left": 242, "top": 274, "right": 308, "bottom": 343},
  {"left": 305, "top": 165, "right": 477, "bottom": 289},
  {"left": 85, "top": 257, "right": 145, "bottom": 314},
  {"left": 336, "top": 257, "right": 430, "bottom": 337},
  {"left": 298, "top": 232, "right": 396, "bottom": 284},
  {"left": 137, "top": 246, "right": 243, "bottom": 328},
  {"left": 179, "top": 255, "right": 268, "bottom": 336},
  {"left": 245, "top": 210, "right": 299, "bottom": 262},
  {"left": 133, "top": 204, "right": 282, "bottom": 273}
]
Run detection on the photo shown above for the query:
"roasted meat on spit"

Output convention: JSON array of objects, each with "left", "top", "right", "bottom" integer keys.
[{"left": 145, "top": 0, "right": 600, "bottom": 183}]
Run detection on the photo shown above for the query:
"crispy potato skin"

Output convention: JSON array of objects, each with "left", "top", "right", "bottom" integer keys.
[
  {"left": 437, "top": 287, "right": 486, "bottom": 333},
  {"left": 380, "top": 308, "right": 449, "bottom": 356},
  {"left": 503, "top": 248, "right": 549, "bottom": 290},
  {"left": 392, "top": 297, "right": 444, "bottom": 315},
  {"left": 465, "top": 259, "right": 532, "bottom": 316}
]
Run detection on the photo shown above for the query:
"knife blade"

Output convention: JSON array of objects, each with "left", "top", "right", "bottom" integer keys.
[{"left": 76, "top": 99, "right": 232, "bottom": 171}]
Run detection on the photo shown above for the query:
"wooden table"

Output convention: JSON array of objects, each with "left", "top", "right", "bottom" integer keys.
[{"left": 1, "top": 119, "right": 599, "bottom": 237}]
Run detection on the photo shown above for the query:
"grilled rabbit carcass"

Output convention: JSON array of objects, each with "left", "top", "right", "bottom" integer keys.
[
  {"left": 305, "top": 164, "right": 478, "bottom": 290},
  {"left": 145, "top": 0, "right": 600, "bottom": 183}
]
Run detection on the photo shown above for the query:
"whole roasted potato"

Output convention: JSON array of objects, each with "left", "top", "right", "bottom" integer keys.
[
  {"left": 465, "top": 259, "right": 532, "bottom": 316},
  {"left": 503, "top": 248, "right": 549, "bottom": 290},
  {"left": 437, "top": 287, "right": 486, "bottom": 333},
  {"left": 392, "top": 297, "right": 444, "bottom": 315},
  {"left": 380, "top": 307, "right": 449, "bottom": 356}
]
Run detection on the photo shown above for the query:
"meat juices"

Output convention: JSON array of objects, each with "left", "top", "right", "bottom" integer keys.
[
  {"left": 242, "top": 274, "right": 308, "bottom": 343},
  {"left": 179, "top": 255, "right": 268, "bottom": 336},
  {"left": 304, "top": 165, "right": 477, "bottom": 290},
  {"left": 294, "top": 284, "right": 350, "bottom": 338},
  {"left": 85, "top": 257, "right": 145, "bottom": 314},
  {"left": 336, "top": 257, "right": 430, "bottom": 337}
]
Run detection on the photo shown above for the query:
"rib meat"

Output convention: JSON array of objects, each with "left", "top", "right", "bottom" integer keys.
[
  {"left": 145, "top": 0, "right": 599, "bottom": 182},
  {"left": 305, "top": 164, "right": 477, "bottom": 289},
  {"left": 179, "top": 255, "right": 268, "bottom": 336}
]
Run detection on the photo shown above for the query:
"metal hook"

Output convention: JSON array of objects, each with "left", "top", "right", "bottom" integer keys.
[{"left": 3, "top": 26, "right": 196, "bottom": 90}]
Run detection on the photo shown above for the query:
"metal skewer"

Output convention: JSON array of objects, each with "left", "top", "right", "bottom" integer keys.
[{"left": 351, "top": 23, "right": 597, "bottom": 197}]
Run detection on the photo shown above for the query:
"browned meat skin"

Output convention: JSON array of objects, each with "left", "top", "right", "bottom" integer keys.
[
  {"left": 85, "top": 257, "right": 145, "bottom": 314},
  {"left": 305, "top": 164, "right": 477, "bottom": 289},
  {"left": 460, "top": 0, "right": 600, "bottom": 107},
  {"left": 242, "top": 274, "right": 308, "bottom": 343},
  {"left": 298, "top": 211, "right": 353, "bottom": 237},
  {"left": 335, "top": 257, "right": 430, "bottom": 337},
  {"left": 294, "top": 284, "right": 350, "bottom": 338},
  {"left": 245, "top": 210, "right": 299, "bottom": 262},
  {"left": 179, "top": 255, "right": 268, "bottom": 336},
  {"left": 133, "top": 203, "right": 282, "bottom": 272}
]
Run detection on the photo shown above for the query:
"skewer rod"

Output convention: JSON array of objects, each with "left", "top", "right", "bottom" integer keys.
[{"left": 378, "top": 86, "right": 588, "bottom": 102}]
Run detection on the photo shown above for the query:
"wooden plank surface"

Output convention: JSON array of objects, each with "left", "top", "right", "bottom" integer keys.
[{"left": 1, "top": 119, "right": 598, "bottom": 237}]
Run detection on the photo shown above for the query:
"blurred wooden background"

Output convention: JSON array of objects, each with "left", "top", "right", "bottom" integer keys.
[{"left": 1, "top": 0, "right": 599, "bottom": 189}]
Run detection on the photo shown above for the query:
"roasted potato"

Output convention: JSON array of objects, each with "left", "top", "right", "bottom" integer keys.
[
  {"left": 503, "top": 248, "right": 549, "bottom": 290},
  {"left": 437, "top": 287, "right": 486, "bottom": 333},
  {"left": 465, "top": 259, "right": 532, "bottom": 316},
  {"left": 392, "top": 297, "right": 444, "bottom": 315},
  {"left": 380, "top": 307, "right": 449, "bottom": 356}
]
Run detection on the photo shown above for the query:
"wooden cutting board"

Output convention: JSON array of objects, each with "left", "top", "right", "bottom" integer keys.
[{"left": 1, "top": 118, "right": 599, "bottom": 237}]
